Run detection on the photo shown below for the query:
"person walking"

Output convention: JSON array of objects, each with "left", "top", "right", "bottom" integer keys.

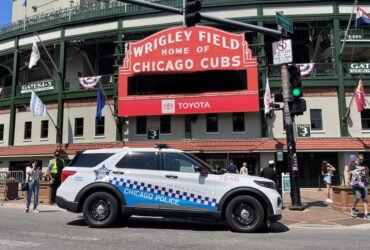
[
  {"left": 344, "top": 154, "right": 356, "bottom": 185},
  {"left": 348, "top": 153, "right": 370, "bottom": 219},
  {"left": 47, "top": 151, "right": 65, "bottom": 204},
  {"left": 260, "top": 160, "right": 277, "bottom": 183},
  {"left": 227, "top": 160, "right": 239, "bottom": 174},
  {"left": 25, "top": 160, "right": 41, "bottom": 213},
  {"left": 240, "top": 162, "right": 249, "bottom": 175},
  {"left": 322, "top": 161, "right": 336, "bottom": 203}
]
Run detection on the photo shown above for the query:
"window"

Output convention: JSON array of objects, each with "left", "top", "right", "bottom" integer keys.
[
  {"left": 116, "top": 152, "right": 157, "bottom": 170},
  {"left": 95, "top": 117, "right": 105, "bottom": 136},
  {"left": 0, "top": 124, "right": 4, "bottom": 141},
  {"left": 310, "top": 109, "right": 322, "bottom": 130},
  {"left": 69, "top": 152, "right": 114, "bottom": 167},
  {"left": 361, "top": 109, "right": 370, "bottom": 130},
  {"left": 24, "top": 121, "right": 32, "bottom": 139},
  {"left": 163, "top": 152, "right": 200, "bottom": 173},
  {"left": 136, "top": 116, "right": 147, "bottom": 135},
  {"left": 41, "top": 120, "right": 49, "bottom": 139},
  {"left": 206, "top": 113, "right": 218, "bottom": 132},
  {"left": 160, "top": 115, "right": 171, "bottom": 134},
  {"left": 233, "top": 112, "right": 245, "bottom": 132},
  {"left": 75, "top": 118, "right": 84, "bottom": 137}
]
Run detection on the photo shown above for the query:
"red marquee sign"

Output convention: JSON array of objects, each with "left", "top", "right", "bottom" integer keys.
[{"left": 118, "top": 25, "right": 259, "bottom": 116}]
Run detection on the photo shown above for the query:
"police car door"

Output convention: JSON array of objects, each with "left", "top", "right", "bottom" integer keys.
[
  {"left": 111, "top": 151, "right": 161, "bottom": 210},
  {"left": 159, "top": 152, "right": 217, "bottom": 213}
]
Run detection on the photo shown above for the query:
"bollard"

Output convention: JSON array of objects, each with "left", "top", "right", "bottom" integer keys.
[{"left": 318, "top": 174, "right": 322, "bottom": 191}]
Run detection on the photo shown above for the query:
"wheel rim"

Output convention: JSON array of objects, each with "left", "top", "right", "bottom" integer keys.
[
  {"left": 232, "top": 202, "right": 256, "bottom": 227},
  {"left": 90, "top": 199, "right": 111, "bottom": 221}
]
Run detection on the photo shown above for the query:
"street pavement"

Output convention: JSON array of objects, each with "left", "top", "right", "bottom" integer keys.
[{"left": 2, "top": 188, "right": 370, "bottom": 230}]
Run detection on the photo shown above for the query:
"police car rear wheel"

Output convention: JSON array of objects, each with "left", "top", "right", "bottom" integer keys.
[
  {"left": 225, "top": 195, "right": 264, "bottom": 233},
  {"left": 83, "top": 192, "right": 118, "bottom": 228}
]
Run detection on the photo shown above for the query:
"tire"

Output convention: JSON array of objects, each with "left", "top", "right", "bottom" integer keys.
[
  {"left": 225, "top": 195, "right": 264, "bottom": 233},
  {"left": 82, "top": 192, "right": 118, "bottom": 228}
]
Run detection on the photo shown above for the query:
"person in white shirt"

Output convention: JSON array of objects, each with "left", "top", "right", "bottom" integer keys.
[
  {"left": 25, "top": 160, "right": 41, "bottom": 213},
  {"left": 240, "top": 162, "right": 249, "bottom": 175}
]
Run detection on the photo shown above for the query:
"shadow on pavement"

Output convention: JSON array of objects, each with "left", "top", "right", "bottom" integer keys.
[
  {"left": 304, "top": 201, "right": 328, "bottom": 209},
  {"left": 67, "top": 216, "right": 290, "bottom": 233}
]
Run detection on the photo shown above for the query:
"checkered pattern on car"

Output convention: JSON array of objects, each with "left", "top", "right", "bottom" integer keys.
[{"left": 109, "top": 177, "right": 218, "bottom": 207}]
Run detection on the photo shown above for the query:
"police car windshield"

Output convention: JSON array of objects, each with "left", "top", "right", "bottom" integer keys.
[{"left": 184, "top": 153, "right": 216, "bottom": 173}]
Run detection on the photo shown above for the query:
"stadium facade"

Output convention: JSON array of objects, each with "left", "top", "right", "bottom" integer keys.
[{"left": 0, "top": 0, "right": 369, "bottom": 187}]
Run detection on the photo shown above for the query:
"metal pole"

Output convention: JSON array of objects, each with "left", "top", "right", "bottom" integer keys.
[
  {"left": 281, "top": 63, "right": 303, "bottom": 209},
  {"left": 117, "top": 0, "right": 282, "bottom": 37}
]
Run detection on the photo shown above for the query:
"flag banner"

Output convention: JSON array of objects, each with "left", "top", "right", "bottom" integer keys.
[
  {"left": 30, "top": 91, "right": 47, "bottom": 117},
  {"left": 298, "top": 63, "right": 315, "bottom": 77},
  {"left": 355, "top": 79, "right": 367, "bottom": 112},
  {"left": 79, "top": 76, "right": 102, "bottom": 89},
  {"left": 23, "top": 0, "right": 27, "bottom": 7},
  {"left": 96, "top": 84, "right": 106, "bottom": 120},
  {"left": 356, "top": 5, "right": 370, "bottom": 25},
  {"left": 28, "top": 39, "right": 40, "bottom": 69},
  {"left": 263, "top": 75, "right": 273, "bottom": 116}
]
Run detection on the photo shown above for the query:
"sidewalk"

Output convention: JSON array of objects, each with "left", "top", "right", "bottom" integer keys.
[
  {"left": 281, "top": 188, "right": 370, "bottom": 229},
  {"left": 2, "top": 189, "right": 370, "bottom": 229}
]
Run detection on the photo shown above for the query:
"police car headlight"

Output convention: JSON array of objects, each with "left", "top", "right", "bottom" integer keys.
[{"left": 254, "top": 180, "right": 276, "bottom": 190}]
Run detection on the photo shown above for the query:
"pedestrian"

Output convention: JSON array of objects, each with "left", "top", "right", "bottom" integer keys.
[
  {"left": 240, "top": 162, "right": 249, "bottom": 175},
  {"left": 25, "top": 160, "right": 41, "bottom": 213},
  {"left": 227, "top": 160, "right": 239, "bottom": 174},
  {"left": 322, "top": 161, "right": 336, "bottom": 203},
  {"left": 344, "top": 154, "right": 356, "bottom": 185},
  {"left": 260, "top": 160, "right": 277, "bottom": 183},
  {"left": 47, "top": 151, "right": 65, "bottom": 204},
  {"left": 348, "top": 153, "right": 370, "bottom": 219}
]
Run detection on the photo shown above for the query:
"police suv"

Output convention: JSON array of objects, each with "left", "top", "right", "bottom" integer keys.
[{"left": 56, "top": 145, "right": 282, "bottom": 232}]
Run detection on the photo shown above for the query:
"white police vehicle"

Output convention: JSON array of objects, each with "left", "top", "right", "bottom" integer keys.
[{"left": 56, "top": 145, "right": 282, "bottom": 232}]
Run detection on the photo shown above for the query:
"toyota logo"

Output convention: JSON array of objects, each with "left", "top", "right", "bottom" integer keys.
[{"left": 164, "top": 103, "right": 173, "bottom": 110}]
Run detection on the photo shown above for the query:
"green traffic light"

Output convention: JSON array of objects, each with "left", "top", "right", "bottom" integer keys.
[{"left": 292, "top": 88, "right": 302, "bottom": 97}]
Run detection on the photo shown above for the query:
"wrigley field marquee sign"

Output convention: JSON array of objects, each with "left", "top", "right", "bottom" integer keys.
[{"left": 118, "top": 25, "right": 259, "bottom": 116}]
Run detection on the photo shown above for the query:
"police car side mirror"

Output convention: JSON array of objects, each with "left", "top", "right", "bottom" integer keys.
[{"left": 199, "top": 167, "right": 208, "bottom": 176}]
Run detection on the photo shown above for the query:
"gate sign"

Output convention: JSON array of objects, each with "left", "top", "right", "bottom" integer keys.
[
  {"left": 148, "top": 127, "right": 159, "bottom": 140},
  {"left": 297, "top": 124, "right": 311, "bottom": 137},
  {"left": 118, "top": 25, "right": 259, "bottom": 116},
  {"left": 272, "top": 39, "right": 292, "bottom": 65}
]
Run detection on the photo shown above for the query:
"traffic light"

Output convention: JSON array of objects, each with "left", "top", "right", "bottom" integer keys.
[
  {"left": 288, "top": 64, "right": 303, "bottom": 98},
  {"left": 185, "top": 0, "right": 201, "bottom": 27},
  {"left": 288, "top": 64, "right": 306, "bottom": 116}
]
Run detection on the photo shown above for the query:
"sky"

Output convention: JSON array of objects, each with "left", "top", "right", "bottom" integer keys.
[{"left": 0, "top": 0, "right": 12, "bottom": 27}]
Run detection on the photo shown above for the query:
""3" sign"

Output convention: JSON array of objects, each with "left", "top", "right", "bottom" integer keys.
[{"left": 297, "top": 124, "right": 310, "bottom": 137}]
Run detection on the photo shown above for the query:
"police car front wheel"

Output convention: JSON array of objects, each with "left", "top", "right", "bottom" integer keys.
[
  {"left": 225, "top": 195, "right": 264, "bottom": 233},
  {"left": 83, "top": 192, "right": 118, "bottom": 228}
]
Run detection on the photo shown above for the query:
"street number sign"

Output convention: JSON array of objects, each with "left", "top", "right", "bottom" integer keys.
[
  {"left": 272, "top": 39, "right": 292, "bottom": 65},
  {"left": 297, "top": 124, "right": 311, "bottom": 137},
  {"left": 148, "top": 127, "right": 159, "bottom": 140}
]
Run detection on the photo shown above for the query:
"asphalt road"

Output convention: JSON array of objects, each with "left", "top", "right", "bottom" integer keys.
[{"left": 0, "top": 206, "right": 368, "bottom": 250}]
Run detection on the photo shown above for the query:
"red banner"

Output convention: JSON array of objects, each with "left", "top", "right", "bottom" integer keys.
[{"left": 118, "top": 25, "right": 259, "bottom": 116}]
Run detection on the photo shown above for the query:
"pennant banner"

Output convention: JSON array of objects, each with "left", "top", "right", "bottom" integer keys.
[
  {"left": 96, "top": 84, "right": 106, "bottom": 120},
  {"left": 263, "top": 76, "right": 273, "bottom": 116},
  {"left": 355, "top": 79, "right": 367, "bottom": 112},
  {"left": 298, "top": 63, "right": 315, "bottom": 77},
  {"left": 79, "top": 76, "right": 102, "bottom": 89},
  {"left": 30, "top": 91, "right": 47, "bottom": 117},
  {"left": 28, "top": 39, "right": 40, "bottom": 69},
  {"left": 356, "top": 5, "right": 370, "bottom": 26}
]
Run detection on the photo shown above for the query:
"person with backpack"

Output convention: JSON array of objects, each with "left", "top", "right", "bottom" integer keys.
[{"left": 322, "top": 160, "right": 336, "bottom": 203}]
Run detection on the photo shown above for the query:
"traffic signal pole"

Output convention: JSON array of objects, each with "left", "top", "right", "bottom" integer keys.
[{"left": 281, "top": 64, "right": 303, "bottom": 209}]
